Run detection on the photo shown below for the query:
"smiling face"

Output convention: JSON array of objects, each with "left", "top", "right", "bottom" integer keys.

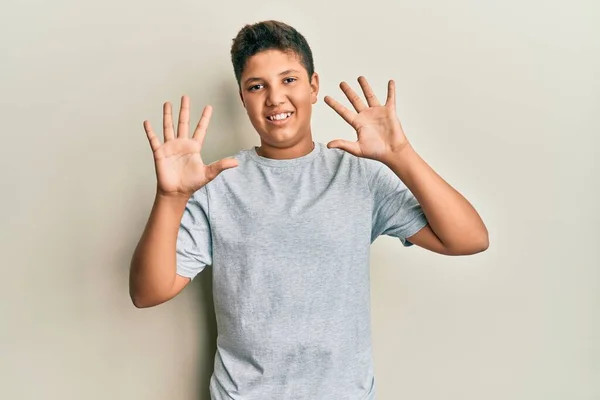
[{"left": 239, "top": 49, "right": 319, "bottom": 157}]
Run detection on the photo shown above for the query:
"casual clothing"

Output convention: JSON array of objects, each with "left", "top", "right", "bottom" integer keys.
[{"left": 176, "top": 141, "right": 427, "bottom": 399}]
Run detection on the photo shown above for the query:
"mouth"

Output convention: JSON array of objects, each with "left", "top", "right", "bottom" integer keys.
[{"left": 266, "top": 111, "right": 294, "bottom": 125}]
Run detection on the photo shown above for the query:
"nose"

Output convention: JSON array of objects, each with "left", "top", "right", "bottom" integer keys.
[{"left": 266, "top": 86, "right": 286, "bottom": 107}]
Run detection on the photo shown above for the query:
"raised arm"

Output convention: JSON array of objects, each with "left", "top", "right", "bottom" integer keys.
[
  {"left": 324, "top": 76, "right": 488, "bottom": 255},
  {"left": 129, "top": 96, "right": 238, "bottom": 308}
]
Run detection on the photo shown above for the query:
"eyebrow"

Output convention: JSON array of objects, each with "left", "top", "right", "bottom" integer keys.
[{"left": 244, "top": 69, "right": 301, "bottom": 86}]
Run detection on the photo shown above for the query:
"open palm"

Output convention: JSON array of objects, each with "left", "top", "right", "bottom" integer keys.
[
  {"left": 324, "top": 77, "right": 410, "bottom": 162},
  {"left": 143, "top": 96, "right": 238, "bottom": 197}
]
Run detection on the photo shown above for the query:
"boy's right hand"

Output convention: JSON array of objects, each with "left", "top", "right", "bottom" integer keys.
[{"left": 143, "top": 96, "right": 239, "bottom": 198}]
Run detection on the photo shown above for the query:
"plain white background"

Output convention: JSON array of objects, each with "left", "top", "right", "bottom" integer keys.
[{"left": 1, "top": 0, "right": 598, "bottom": 399}]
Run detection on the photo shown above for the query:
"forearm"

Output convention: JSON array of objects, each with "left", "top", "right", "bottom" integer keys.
[
  {"left": 129, "top": 193, "right": 189, "bottom": 307},
  {"left": 382, "top": 145, "right": 488, "bottom": 252}
]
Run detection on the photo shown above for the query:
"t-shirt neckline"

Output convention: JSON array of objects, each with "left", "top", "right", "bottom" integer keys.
[{"left": 248, "top": 141, "right": 321, "bottom": 167}]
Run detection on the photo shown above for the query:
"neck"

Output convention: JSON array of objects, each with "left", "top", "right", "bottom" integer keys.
[{"left": 256, "top": 136, "right": 315, "bottom": 160}]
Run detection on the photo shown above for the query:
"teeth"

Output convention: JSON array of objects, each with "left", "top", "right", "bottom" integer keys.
[{"left": 268, "top": 112, "right": 291, "bottom": 121}]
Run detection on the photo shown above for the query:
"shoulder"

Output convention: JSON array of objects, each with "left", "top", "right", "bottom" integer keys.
[
  {"left": 318, "top": 142, "right": 365, "bottom": 169},
  {"left": 320, "top": 145, "right": 391, "bottom": 188},
  {"left": 320, "top": 144, "right": 385, "bottom": 173}
]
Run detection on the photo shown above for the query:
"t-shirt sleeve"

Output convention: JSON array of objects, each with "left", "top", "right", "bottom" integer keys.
[
  {"left": 176, "top": 185, "right": 213, "bottom": 280},
  {"left": 361, "top": 157, "right": 428, "bottom": 246}
]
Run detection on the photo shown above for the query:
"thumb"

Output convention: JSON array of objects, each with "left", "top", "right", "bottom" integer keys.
[
  {"left": 205, "top": 157, "right": 239, "bottom": 181},
  {"left": 327, "top": 140, "right": 362, "bottom": 157}
]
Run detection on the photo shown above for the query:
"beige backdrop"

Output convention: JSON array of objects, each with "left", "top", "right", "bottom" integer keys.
[{"left": 1, "top": 0, "right": 598, "bottom": 399}]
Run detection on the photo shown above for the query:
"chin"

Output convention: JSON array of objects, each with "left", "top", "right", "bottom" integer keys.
[
  {"left": 257, "top": 125, "right": 297, "bottom": 142},
  {"left": 259, "top": 132, "right": 298, "bottom": 146}
]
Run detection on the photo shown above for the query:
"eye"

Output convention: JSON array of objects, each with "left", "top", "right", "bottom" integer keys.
[
  {"left": 283, "top": 77, "right": 297, "bottom": 84},
  {"left": 248, "top": 84, "right": 263, "bottom": 92}
]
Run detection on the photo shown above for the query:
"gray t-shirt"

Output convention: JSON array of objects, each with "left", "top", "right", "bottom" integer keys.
[{"left": 176, "top": 141, "right": 428, "bottom": 400}]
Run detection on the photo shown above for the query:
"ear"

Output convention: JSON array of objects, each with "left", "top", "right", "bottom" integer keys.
[
  {"left": 239, "top": 90, "right": 246, "bottom": 109},
  {"left": 310, "top": 72, "right": 320, "bottom": 104}
]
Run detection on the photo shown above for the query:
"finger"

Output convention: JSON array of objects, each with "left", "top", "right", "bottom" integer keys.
[
  {"left": 357, "top": 76, "right": 381, "bottom": 107},
  {"left": 339, "top": 81, "right": 367, "bottom": 113},
  {"left": 163, "top": 102, "right": 175, "bottom": 141},
  {"left": 143, "top": 120, "right": 161, "bottom": 152},
  {"left": 327, "top": 139, "right": 362, "bottom": 157},
  {"left": 324, "top": 95, "right": 357, "bottom": 127},
  {"left": 385, "top": 80, "right": 396, "bottom": 109},
  {"left": 192, "top": 105, "right": 213, "bottom": 146},
  {"left": 205, "top": 157, "right": 239, "bottom": 182},
  {"left": 177, "top": 95, "right": 190, "bottom": 138}
]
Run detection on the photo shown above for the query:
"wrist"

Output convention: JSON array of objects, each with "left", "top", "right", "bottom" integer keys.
[
  {"left": 155, "top": 190, "right": 191, "bottom": 208},
  {"left": 381, "top": 141, "right": 416, "bottom": 167}
]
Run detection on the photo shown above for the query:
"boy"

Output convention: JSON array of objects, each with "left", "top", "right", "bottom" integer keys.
[{"left": 129, "top": 20, "right": 488, "bottom": 400}]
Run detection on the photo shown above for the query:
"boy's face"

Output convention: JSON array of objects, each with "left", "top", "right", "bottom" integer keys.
[{"left": 239, "top": 49, "right": 319, "bottom": 148}]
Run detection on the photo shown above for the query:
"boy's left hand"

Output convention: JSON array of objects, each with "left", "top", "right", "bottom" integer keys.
[{"left": 324, "top": 76, "right": 410, "bottom": 162}]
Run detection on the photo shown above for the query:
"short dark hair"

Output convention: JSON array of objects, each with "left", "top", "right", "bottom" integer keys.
[{"left": 230, "top": 20, "right": 315, "bottom": 87}]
